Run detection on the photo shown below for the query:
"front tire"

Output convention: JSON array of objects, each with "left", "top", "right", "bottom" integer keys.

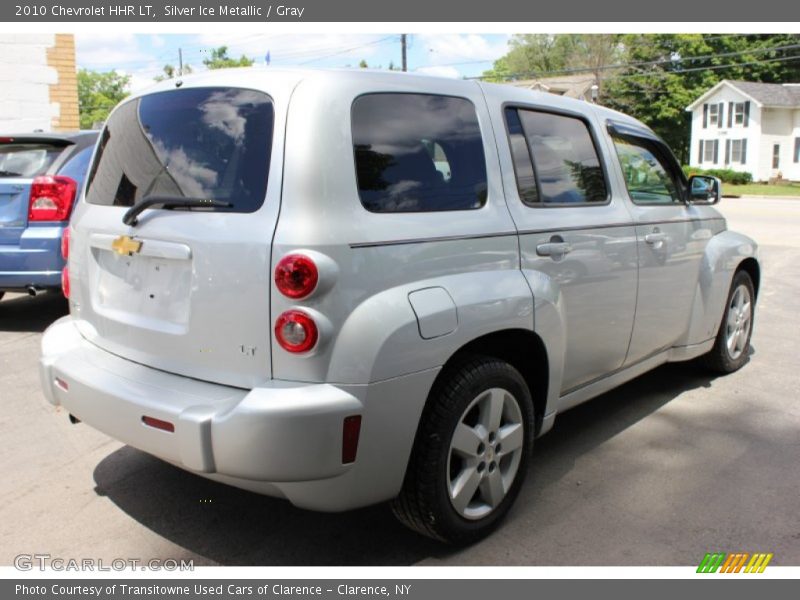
[
  {"left": 392, "top": 356, "right": 535, "bottom": 544},
  {"left": 702, "top": 270, "right": 755, "bottom": 373}
]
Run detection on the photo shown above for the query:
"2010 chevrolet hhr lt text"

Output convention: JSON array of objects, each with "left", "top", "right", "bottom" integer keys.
[{"left": 39, "top": 68, "right": 759, "bottom": 544}]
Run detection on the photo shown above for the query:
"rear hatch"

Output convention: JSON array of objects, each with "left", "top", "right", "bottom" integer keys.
[
  {"left": 69, "top": 86, "right": 280, "bottom": 388},
  {"left": 0, "top": 138, "right": 69, "bottom": 244}
]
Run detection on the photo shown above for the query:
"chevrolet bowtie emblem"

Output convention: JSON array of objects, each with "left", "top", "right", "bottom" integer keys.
[{"left": 111, "top": 235, "right": 142, "bottom": 256}]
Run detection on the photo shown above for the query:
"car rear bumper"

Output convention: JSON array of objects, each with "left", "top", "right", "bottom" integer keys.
[
  {"left": 0, "top": 225, "right": 64, "bottom": 290},
  {"left": 40, "top": 317, "right": 438, "bottom": 511}
]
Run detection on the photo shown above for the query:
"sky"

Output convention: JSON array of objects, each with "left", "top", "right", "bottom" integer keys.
[{"left": 74, "top": 33, "right": 512, "bottom": 92}]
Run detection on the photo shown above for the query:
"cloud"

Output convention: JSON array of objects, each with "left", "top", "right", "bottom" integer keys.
[
  {"left": 416, "top": 34, "right": 510, "bottom": 67},
  {"left": 75, "top": 33, "right": 152, "bottom": 68},
  {"left": 414, "top": 66, "right": 461, "bottom": 79},
  {"left": 186, "top": 33, "right": 393, "bottom": 66}
]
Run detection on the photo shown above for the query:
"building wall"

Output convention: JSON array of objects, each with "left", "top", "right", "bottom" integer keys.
[
  {"left": 46, "top": 34, "right": 80, "bottom": 131},
  {"left": 0, "top": 33, "right": 79, "bottom": 133}
]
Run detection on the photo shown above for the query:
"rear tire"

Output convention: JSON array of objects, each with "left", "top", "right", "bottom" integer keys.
[
  {"left": 701, "top": 270, "right": 755, "bottom": 373},
  {"left": 392, "top": 356, "right": 535, "bottom": 544}
]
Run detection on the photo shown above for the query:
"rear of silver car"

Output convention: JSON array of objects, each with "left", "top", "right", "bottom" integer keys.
[{"left": 39, "top": 72, "right": 384, "bottom": 510}]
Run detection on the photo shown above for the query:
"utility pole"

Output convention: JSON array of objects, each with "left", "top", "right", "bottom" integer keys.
[
  {"left": 178, "top": 48, "right": 183, "bottom": 77},
  {"left": 401, "top": 34, "right": 407, "bottom": 72}
]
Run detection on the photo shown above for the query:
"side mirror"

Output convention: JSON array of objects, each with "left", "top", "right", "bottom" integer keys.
[{"left": 687, "top": 175, "right": 721, "bottom": 204}]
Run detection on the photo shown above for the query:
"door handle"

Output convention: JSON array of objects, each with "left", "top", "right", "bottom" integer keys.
[
  {"left": 645, "top": 232, "right": 667, "bottom": 245},
  {"left": 536, "top": 242, "right": 572, "bottom": 257}
]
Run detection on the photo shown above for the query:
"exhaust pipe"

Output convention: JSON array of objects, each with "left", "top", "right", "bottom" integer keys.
[{"left": 27, "top": 286, "right": 45, "bottom": 297}]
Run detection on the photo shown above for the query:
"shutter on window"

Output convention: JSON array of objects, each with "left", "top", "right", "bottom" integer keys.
[
  {"left": 743, "top": 101, "right": 750, "bottom": 127},
  {"left": 713, "top": 140, "right": 719, "bottom": 163},
  {"left": 741, "top": 139, "right": 747, "bottom": 164},
  {"left": 794, "top": 137, "right": 799, "bottom": 163},
  {"left": 728, "top": 102, "right": 733, "bottom": 128},
  {"left": 725, "top": 139, "right": 731, "bottom": 165},
  {"left": 703, "top": 104, "right": 708, "bottom": 128},
  {"left": 699, "top": 140, "right": 704, "bottom": 163},
  {"left": 718, "top": 103, "right": 724, "bottom": 128}
]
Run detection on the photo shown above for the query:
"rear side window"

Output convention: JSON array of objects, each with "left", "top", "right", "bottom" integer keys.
[
  {"left": 352, "top": 93, "right": 488, "bottom": 213},
  {"left": 0, "top": 143, "right": 63, "bottom": 178},
  {"left": 85, "top": 87, "right": 274, "bottom": 213},
  {"left": 505, "top": 108, "right": 608, "bottom": 205}
]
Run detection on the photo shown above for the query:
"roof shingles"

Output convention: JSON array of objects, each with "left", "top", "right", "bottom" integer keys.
[{"left": 728, "top": 80, "right": 800, "bottom": 107}]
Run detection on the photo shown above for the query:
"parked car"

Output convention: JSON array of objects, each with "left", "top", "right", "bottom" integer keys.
[
  {"left": 39, "top": 70, "right": 759, "bottom": 544},
  {"left": 0, "top": 131, "right": 98, "bottom": 300}
]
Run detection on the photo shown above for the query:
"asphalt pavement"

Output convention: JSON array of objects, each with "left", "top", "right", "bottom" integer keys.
[{"left": 1, "top": 197, "right": 798, "bottom": 566}]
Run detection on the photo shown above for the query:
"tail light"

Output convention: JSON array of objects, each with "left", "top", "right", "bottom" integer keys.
[
  {"left": 275, "top": 254, "right": 318, "bottom": 299},
  {"left": 61, "top": 227, "right": 71, "bottom": 260},
  {"left": 61, "top": 267, "right": 70, "bottom": 298},
  {"left": 28, "top": 175, "right": 77, "bottom": 222},
  {"left": 274, "top": 310, "right": 318, "bottom": 353}
]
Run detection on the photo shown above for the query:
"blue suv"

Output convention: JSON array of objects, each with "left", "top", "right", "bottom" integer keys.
[{"left": 0, "top": 131, "right": 97, "bottom": 300}]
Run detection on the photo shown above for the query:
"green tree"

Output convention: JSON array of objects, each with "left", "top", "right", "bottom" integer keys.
[
  {"left": 482, "top": 35, "right": 623, "bottom": 98},
  {"left": 359, "top": 59, "right": 369, "bottom": 69},
  {"left": 603, "top": 34, "right": 800, "bottom": 162},
  {"left": 153, "top": 63, "right": 193, "bottom": 82},
  {"left": 202, "top": 46, "right": 254, "bottom": 69},
  {"left": 77, "top": 69, "right": 130, "bottom": 129}
]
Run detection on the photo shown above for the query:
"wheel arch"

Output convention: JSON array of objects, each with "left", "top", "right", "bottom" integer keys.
[
  {"left": 736, "top": 256, "right": 760, "bottom": 299},
  {"left": 428, "top": 328, "right": 549, "bottom": 436}
]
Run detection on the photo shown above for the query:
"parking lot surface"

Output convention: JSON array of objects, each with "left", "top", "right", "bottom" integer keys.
[{"left": 1, "top": 197, "right": 798, "bottom": 566}]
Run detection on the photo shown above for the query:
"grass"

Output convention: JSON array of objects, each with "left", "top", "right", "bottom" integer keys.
[{"left": 723, "top": 182, "right": 800, "bottom": 197}]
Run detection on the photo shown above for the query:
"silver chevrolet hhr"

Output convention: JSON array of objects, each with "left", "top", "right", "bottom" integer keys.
[{"left": 40, "top": 68, "right": 759, "bottom": 544}]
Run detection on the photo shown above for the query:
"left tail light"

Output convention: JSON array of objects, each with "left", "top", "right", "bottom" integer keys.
[
  {"left": 29, "top": 176, "right": 77, "bottom": 222},
  {"left": 274, "top": 310, "right": 318, "bottom": 353}
]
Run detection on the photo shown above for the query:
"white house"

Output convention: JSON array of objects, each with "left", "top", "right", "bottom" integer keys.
[{"left": 686, "top": 80, "right": 800, "bottom": 182}]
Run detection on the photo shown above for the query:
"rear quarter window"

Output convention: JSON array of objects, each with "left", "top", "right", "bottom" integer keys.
[
  {"left": 352, "top": 93, "right": 488, "bottom": 213},
  {"left": 85, "top": 87, "right": 274, "bottom": 213}
]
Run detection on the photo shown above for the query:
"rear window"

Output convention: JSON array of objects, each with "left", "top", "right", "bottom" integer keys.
[
  {"left": 85, "top": 87, "right": 274, "bottom": 213},
  {"left": 0, "top": 143, "right": 63, "bottom": 178},
  {"left": 352, "top": 93, "right": 488, "bottom": 213}
]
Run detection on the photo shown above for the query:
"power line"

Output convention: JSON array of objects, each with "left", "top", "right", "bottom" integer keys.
[
  {"left": 297, "top": 36, "right": 399, "bottom": 65},
  {"left": 475, "top": 41, "right": 800, "bottom": 81}
]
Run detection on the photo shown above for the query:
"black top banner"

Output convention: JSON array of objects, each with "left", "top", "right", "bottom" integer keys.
[{"left": 3, "top": 0, "right": 800, "bottom": 22}]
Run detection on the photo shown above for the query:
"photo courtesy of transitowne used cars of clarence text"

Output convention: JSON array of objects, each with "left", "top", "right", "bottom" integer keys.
[{"left": 39, "top": 68, "right": 759, "bottom": 544}]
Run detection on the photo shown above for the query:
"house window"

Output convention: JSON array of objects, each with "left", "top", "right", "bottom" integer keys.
[
  {"left": 734, "top": 103, "right": 745, "bottom": 125},
  {"left": 703, "top": 140, "right": 717, "bottom": 163},
  {"left": 708, "top": 104, "right": 719, "bottom": 126},
  {"left": 731, "top": 139, "right": 744, "bottom": 164},
  {"left": 772, "top": 144, "right": 780, "bottom": 169}
]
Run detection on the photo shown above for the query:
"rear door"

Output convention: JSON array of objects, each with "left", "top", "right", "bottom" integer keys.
[
  {"left": 0, "top": 139, "right": 67, "bottom": 244},
  {"left": 69, "top": 86, "right": 283, "bottom": 388},
  {"left": 499, "top": 105, "right": 638, "bottom": 395}
]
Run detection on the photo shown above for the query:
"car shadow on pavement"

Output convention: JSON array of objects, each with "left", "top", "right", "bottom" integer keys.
[
  {"left": 91, "top": 361, "right": 720, "bottom": 566},
  {"left": 0, "top": 292, "right": 68, "bottom": 333}
]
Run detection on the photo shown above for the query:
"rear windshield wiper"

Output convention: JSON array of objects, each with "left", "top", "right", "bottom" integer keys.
[
  {"left": 123, "top": 196, "right": 233, "bottom": 226},
  {"left": 0, "top": 170, "right": 23, "bottom": 177}
]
